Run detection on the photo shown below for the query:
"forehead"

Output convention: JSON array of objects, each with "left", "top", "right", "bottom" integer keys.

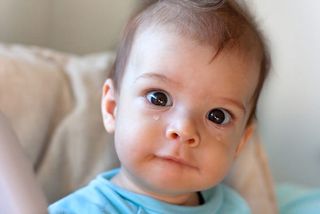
[
  {"left": 127, "top": 25, "right": 216, "bottom": 79},
  {"left": 124, "top": 26, "right": 260, "bottom": 106}
]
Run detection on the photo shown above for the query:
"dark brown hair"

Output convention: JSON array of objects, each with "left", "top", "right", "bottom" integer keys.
[{"left": 109, "top": 0, "right": 270, "bottom": 122}]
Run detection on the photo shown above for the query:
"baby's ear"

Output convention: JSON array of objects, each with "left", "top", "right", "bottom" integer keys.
[
  {"left": 101, "top": 79, "right": 117, "bottom": 133},
  {"left": 234, "top": 121, "right": 256, "bottom": 158}
]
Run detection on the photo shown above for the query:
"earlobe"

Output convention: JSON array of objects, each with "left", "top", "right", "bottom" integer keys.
[
  {"left": 234, "top": 122, "right": 256, "bottom": 157},
  {"left": 101, "top": 79, "right": 117, "bottom": 133}
]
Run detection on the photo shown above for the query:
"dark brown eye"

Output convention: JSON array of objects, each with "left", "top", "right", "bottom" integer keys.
[
  {"left": 146, "top": 91, "right": 172, "bottom": 106},
  {"left": 207, "top": 108, "right": 231, "bottom": 125}
]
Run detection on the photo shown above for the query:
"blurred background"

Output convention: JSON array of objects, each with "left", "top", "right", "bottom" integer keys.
[
  {"left": 0, "top": 0, "right": 137, "bottom": 54},
  {"left": 0, "top": 0, "right": 319, "bottom": 187}
]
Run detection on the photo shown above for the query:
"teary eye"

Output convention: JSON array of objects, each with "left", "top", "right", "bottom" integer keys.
[
  {"left": 207, "top": 108, "right": 232, "bottom": 125},
  {"left": 146, "top": 90, "right": 172, "bottom": 107}
]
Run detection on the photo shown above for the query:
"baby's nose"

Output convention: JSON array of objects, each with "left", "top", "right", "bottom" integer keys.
[{"left": 165, "top": 116, "right": 200, "bottom": 147}]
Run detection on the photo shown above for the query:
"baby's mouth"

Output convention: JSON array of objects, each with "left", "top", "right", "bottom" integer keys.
[{"left": 156, "top": 155, "right": 198, "bottom": 170}]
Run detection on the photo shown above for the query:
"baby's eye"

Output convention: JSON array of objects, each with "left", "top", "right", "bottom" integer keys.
[
  {"left": 207, "top": 108, "right": 232, "bottom": 125},
  {"left": 146, "top": 90, "right": 172, "bottom": 107}
]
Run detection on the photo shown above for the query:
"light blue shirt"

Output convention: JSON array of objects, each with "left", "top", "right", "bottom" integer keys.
[
  {"left": 277, "top": 184, "right": 320, "bottom": 214},
  {"left": 49, "top": 169, "right": 251, "bottom": 214}
]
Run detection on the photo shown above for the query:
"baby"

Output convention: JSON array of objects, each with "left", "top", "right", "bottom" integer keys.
[{"left": 49, "top": 0, "right": 270, "bottom": 213}]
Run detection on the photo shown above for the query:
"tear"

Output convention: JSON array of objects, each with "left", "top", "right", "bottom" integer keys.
[{"left": 153, "top": 115, "right": 160, "bottom": 121}]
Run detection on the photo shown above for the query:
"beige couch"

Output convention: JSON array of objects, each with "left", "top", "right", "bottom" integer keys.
[{"left": 0, "top": 43, "right": 277, "bottom": 213}]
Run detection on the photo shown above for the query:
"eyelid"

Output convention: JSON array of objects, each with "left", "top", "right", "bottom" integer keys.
[{"left": 219, "top": 107, "right": 236, "bottom": 120}]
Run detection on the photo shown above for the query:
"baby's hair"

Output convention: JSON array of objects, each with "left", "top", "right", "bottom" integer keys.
[{"left": 109, "top": 0, "right": 270, "bottom": 122}]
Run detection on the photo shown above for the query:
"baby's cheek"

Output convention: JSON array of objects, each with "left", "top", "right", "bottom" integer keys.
[
  {"left": 115, "top": 111, "right": 161, "bottom": 146},
  {"left": 211, "top": 129, "right": 244, "bottom": 152},
  {"left": 200, "top": 144, "right": 235, "bottom": 182}
]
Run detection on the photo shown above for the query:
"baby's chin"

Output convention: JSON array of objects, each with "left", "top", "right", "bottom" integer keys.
[
  {"left": 133, "top": 173, "right": 218, "bottom": 196},
  {"left": 117, "top": 161, "right": 225, "bottom": 196}
]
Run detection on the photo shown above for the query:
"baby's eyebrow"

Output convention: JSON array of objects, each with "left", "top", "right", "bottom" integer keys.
[
  {"left": 215, "top": 97, "right": 247, "bottom": 115},
  {"left": 134, "top": 72, "right": 180, "bottom": 87}
]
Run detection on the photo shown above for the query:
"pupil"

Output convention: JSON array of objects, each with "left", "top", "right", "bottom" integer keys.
[
  {"left": 151, "top": 92, "right": 167, "bottom": 106},
  {"left": 208, "top": 109, "right": 225, "bottom": 124}
]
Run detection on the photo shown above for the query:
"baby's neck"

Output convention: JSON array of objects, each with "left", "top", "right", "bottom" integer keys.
[{"left": 111, "top": 170, "right": 201, "bottom": 206}]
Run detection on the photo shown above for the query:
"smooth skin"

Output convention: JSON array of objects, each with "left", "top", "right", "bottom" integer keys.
[{"left": 101, "top": 26, "right": 260, "bottom": 206}]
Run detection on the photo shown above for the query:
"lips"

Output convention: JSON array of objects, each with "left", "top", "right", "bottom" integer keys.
[{"left": 157, "top": 155, "right": 197, "bottom": 169}]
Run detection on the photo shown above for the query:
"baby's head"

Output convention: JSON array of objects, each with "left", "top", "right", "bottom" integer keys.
[
  {"left": 102, "top": 0, "right": 270, "bottom": 203},
  {"left": 108, "top": 0, "right": 269, "bottom": 122}
]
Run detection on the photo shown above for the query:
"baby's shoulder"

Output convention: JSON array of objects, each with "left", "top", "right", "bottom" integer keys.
[
  {"left": 48, "top": 170, "right": 135, "bottom": 213},
  {"left": 48, "top": 182, "right": 113, "bottom": 213}
]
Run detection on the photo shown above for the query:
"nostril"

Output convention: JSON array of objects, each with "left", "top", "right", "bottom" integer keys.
[
  {"left": 170, "top": 133, "right": 179, "bottom": 139},
  {"left": 166, "top": 129, "right": 199, "bottom": 147},
  {"left": 188, "top": 139, "right": 195, "bottom": 145}
]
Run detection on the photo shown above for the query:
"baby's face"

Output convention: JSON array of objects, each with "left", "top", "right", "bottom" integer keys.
[{"left": 103, "top": 26, "right": 260, "bottom": 197}]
